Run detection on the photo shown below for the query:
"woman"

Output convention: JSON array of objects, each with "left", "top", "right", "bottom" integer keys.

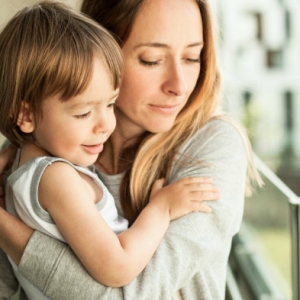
[{"left": 0, "top": 0, "right": 261, "bottom": 299}]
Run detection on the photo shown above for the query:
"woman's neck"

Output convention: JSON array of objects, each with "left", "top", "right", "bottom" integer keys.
[{"left": 96, "top": 126, "right": 146, "bottom": 175}]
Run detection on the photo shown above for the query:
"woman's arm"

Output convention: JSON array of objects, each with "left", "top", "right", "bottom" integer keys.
[
  {"left": 0, "top": 208, "right": 33, "bottom": 265},
  {"left": 0, "top": 142, "right": 32, "bottom": 264},
  {"left": 0, "top": 208, "right": 33, "bottom": 299},
  {"left": 17, "top": 119, "right": 248, "bottom": 299},
  {"left": 0, "top": 248, "right": 19, "bottom": 299},
  {"left": 0, "top": 141, "right": 27, "bottom": 298}
]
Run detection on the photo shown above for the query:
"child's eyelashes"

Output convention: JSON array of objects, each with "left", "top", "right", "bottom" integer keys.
[
  {"left": 74, "top": 111, "right": 91, "bottom": 119},
  {"left": 108, "top": 102, "right": 116, "bottom": 108}
]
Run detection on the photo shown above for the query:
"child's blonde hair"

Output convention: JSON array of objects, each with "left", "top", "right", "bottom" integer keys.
[{"left": 0, "top": 1, "right": 123, "bottom": 146}]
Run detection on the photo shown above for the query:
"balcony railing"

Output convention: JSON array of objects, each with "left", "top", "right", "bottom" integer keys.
[{"left": 226, "top": 155, "right": 300, "bottom": 300}]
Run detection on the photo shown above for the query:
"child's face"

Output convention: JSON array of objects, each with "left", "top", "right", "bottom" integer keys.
[{"left": 33, "top": 57, "right": 118, "bottom": 167}]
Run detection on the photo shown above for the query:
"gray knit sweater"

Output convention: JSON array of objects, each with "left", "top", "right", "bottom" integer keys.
[{"left": 0, "top": 118, "right": 247, "bottom": 300}]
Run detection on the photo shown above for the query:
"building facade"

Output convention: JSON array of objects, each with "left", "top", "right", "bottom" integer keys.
[{"left": 212, "top": 0, "right": 300, "bottom": 169}]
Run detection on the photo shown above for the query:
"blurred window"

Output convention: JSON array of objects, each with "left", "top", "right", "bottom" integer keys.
[
  {"left": 266, "top": 49, "right": 284, "bottom": 68},
  {"left": 253, "top": 12, "right": 263, "bottom": 41},
  {"left": 284, "top": 90, "right": 294, "bottom": 132}
]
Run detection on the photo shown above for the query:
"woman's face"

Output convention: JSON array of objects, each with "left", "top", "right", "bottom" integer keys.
[{"left": 115, "top": 0, "right": 203, "bottom": 136}]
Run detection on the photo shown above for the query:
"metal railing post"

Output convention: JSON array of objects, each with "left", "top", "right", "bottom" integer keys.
[{"left": 290, "top": 202, "right": 300, "bottom": 300}]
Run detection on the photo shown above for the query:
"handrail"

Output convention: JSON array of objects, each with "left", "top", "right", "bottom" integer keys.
[
  {"left": 290, "top": 204, "right": 300, "bottom": 300},
  {"left": 227, "top": 155, "right": 299, "bottom": 299},
  {"left": 254, "top": 154, "right": 300, "bottom": 205}
]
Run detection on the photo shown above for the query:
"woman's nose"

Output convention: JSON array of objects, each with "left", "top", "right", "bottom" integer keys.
[{"left": 162, "top": 63, "right": 188, "bottom": 96}]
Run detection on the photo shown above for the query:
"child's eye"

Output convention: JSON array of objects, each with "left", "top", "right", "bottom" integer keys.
[
  {"left": 74, "top": 111, "right": 91, "bottom": 119},
  {"left": 108, "top": 102, "right": 115, "bottom": 108}
]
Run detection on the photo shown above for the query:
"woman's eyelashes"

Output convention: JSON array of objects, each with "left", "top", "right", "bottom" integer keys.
[
  {"left": 186, "top": 57, "right": 201, "bottom": 64},
  {"left": 138, "top": 56, "right": 201, "bottom": 67},
  {"left": 139, "top": 58, "right": 160, "bottom": 66}
]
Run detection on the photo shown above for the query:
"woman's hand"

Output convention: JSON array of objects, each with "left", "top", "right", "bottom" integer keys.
[
  {"left": 0, "top": 174, "right": 5, "bottom": 209},
  {"left": 0, "top": 142, "right": 33, "bottom": 265},
  {"left": 0, "top": 143, "right": 17, "bottom": 208},
  {"left": 149, "top": 176, "right": 220, "bottom": 220}
]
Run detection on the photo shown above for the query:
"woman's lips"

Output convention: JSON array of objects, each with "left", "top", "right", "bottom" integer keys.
[{"left": 149, "top": 104, "right": 180, "bottom": 114}]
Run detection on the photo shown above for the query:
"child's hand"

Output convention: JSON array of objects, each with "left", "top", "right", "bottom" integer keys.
[{"left": 149, "top": 177, "right": 220, "bottom": 220}]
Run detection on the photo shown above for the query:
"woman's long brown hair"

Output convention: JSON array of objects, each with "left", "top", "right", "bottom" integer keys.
[{"left": 81, "top": 0, "right": 262, "bottom": 224}]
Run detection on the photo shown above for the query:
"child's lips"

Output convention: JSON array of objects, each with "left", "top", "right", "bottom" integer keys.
[{"left": 82, "top": 143, "right": 104, "bottom": 154}]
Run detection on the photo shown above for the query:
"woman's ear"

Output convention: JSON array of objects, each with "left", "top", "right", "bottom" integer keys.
[{"left": 17, "top": 102, "right": 35, "bottom": 133}]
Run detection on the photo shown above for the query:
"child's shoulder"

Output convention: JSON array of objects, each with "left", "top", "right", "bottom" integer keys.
[{"left": 41, "top": 159, "right": 82, "bottom": 183}]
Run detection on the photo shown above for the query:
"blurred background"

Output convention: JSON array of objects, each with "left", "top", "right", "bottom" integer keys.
[{"left": 0, "top": 0, "right": 299, "bottom": 299}]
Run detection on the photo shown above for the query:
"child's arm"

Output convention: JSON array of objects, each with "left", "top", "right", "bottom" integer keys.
[{"left": 39, "top": 163, "right": 219, "bottom": 287}]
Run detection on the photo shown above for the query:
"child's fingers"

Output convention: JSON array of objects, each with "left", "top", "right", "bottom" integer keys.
[
  {"left": 190, "top": 190, "right": 220, "bottom": 201},
  {"left": 188, "top": 182, "right": 219, "bottom": 192},
  {"left": 179, "top": 176, "right": 213, "bottom": 185},
  {"left": 185, "top": 183, "right": 219, "bottom": 196},
  {"left": 191, "top": 201, "right": 212, "bottom": 213}
]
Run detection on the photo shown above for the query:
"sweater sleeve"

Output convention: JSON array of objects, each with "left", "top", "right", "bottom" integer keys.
[
  {"left": 0, "top": 140, "right": 21, "bottom": 299},
  {"left": 18, "top": 118, "right": 247, "bottom": 300}
]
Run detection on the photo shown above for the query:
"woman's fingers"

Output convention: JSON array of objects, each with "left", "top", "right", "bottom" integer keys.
[
  {"left": 0, "top": 197, "right": 5, "bottom": 209},
  {"left": 0, "top": 143, "right": 17, "bottom": 209},
  {"left": 0, "top": 143, "right": 17, "bottom": 173},
  {"left": 0, "top": 177, "right": 5, "bottom": 209}
]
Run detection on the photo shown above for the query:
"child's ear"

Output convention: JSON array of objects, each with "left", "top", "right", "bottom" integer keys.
[{"left": 17, "top": 102, "right": 35, "bottom": 133}]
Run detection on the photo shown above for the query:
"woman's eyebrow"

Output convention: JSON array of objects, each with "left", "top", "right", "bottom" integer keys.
[
  {"left": 187, "top": 42, "right": 204, "bottom": 48},
  {"left": 133, "top": 42, "right": 169, "bottom": 49},
  {"left": 133, "top": 42, "right": 204, "bottom": 50}
]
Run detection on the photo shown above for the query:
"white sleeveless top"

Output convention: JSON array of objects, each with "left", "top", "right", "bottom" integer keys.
[{"left": 6, "top": 150, "right": 128, "bottom": 300}]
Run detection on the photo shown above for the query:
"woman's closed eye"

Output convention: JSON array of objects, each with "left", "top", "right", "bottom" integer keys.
[
  {"left": 185, "top": 57, "right": 201, "bottom": 64},
  {"left": 139, "top": 58, "right": 160, "bottom": 67},
  {"left": 139, "top": 57, "right": 201, "bottom": 67}
]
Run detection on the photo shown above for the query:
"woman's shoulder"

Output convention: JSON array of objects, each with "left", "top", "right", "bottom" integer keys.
[
  {"left": 170, "top": 115, "right": 249, "bottom": 186},
  {"left": 184, "top": 115, "right": 247, "bottom": 152},
  {"left": 198, "top": 116, "right": 245, "bottom": 139}
]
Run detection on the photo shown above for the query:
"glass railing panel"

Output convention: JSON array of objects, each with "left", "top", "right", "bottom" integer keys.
[{"left": 243, "top": 172, "right": 292, "bottom": 299}]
